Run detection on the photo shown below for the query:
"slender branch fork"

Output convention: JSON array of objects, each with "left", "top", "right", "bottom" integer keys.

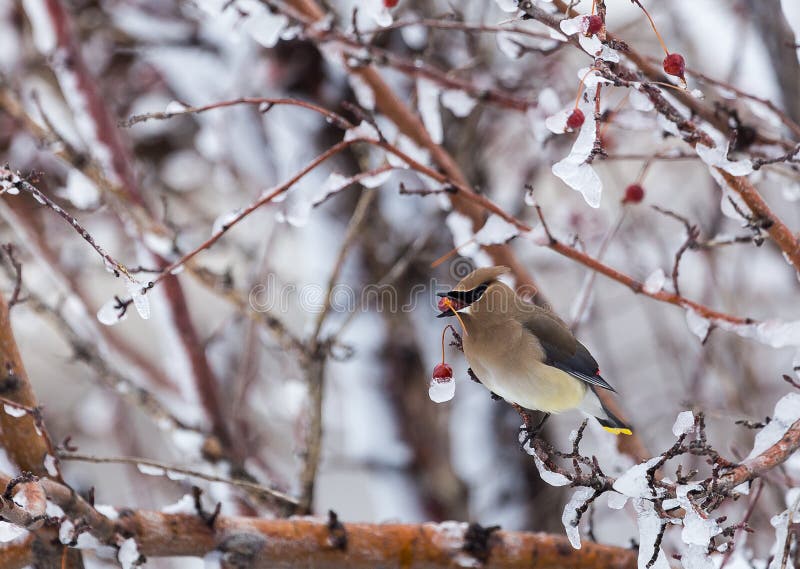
[{"left": 1, "top": 91, "right": 767, "bottom": 332}]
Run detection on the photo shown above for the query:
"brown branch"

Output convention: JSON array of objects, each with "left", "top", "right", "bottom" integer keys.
[
  {"left": 0, "top": 466, "right": 638, "bottom": 569},
  {"left": 0, "top": 291, "right": 83, "bottom": 567},
  {"left": 0, "top": 536, "right": 34, "bottom": 569}
]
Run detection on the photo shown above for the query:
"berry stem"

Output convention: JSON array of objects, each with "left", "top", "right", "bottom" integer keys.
[
  {"left": 440, "top": 325, "right": 447, "bottom": 363},
  {"left": 636, "top": 160, "right": 652, "bottom": 184},
  {"left": 649, "top": 80, "right": 687, "bottom": 92},
  {"left": 631, "top": 0, "right": 670, "bottom": 57},
  {"left": 591, "top": 0, "right": 597, "bottom": 15},
  {"left": 442, "top": 298, "right": 469, "bottom": 337},
  {"left": 574, "top": 67, "right": 599, "bottom": 109}
]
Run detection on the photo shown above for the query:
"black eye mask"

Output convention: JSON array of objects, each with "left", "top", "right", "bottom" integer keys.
[{"left": 439, "top": 283, "right": 489, "bottom": 305}]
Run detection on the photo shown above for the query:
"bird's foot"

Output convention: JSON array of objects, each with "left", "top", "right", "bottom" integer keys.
[{"left": 515, "top": 408, "right": 550, "bottom": 448}]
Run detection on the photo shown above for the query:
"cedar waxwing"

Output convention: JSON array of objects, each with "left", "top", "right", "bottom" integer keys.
[{"left": 437, "top": 265, "right": 632, "bottom": 435}]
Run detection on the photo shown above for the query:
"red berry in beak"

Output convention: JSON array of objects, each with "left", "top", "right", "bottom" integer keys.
[
  {"left": 663, "top": 53, "right": 686, "bottom": 80},
  {"left": 566, "top": 109, "right": 585, "bottom": 130},
  {"left": 432, "top": 362, "right": 453, "bottom": 381},
  {"left": 584, "top": 15, "right": 603, "bottom": 36},
  {"left": 438, "top": 296, "right": 466, "bottom": 313},
  {"left": 622, "top": 183, "right": 645, "bottom": 204}
]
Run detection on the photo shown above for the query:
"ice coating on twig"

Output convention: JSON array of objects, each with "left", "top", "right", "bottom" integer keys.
[{"left": 562, "top": 486, "right": 594, "bottom": 548}]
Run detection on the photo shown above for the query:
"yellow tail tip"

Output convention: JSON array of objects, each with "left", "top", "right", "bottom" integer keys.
[{"left": 602, "top": 426, "right": 633, "bottom": 436}]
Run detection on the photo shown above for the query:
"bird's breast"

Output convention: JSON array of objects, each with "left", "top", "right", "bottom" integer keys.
[{"left": 463, "top": 323, "right": 586, "bottom": 413}]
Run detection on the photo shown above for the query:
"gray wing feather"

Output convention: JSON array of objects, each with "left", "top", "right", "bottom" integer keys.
[{"left": 521, "top": 308, "right": 616, "bottom": 392}]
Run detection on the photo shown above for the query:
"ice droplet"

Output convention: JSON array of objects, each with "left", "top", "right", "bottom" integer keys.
[
  {"left": 97, "top": 298, "right": 127, "bottom": 326},
  {"left": 672, "top": 410, "right": 695, "bottom": 436},
  {"left": 643, "top": 269, "right": 666, "bottom": 294},
  {"left": 344, "top": 120, "right": 380, "bottom": 143},
  {"left": 562, "top": 487, "right": 594, "bottom": 549},
  {"left": 3, "top": 404, "right": 26, "bottom": 418},
  {"left": 165, "top": 100, "right": 187, "bottom": 114},
  {"left": 126, "top": 280, "right": 151, "bottom": 320},
  {"left": 685, "top": 309, "right": 711, "bottom": 341},
  {"left": 428, "top": 377, "right": 455, "bottom": 403}
]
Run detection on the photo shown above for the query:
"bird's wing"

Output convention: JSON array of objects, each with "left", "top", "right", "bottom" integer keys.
[{"left": 521, "top": 308, "right": 616, "bottom": 392}]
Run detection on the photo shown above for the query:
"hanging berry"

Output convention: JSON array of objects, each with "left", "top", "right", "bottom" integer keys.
[
  {"left": 622, "top": 183, "right": 645, "bottom": 204},
  {"left": 566, "top": 109, "right": 585, "bottom": 130},
  {"left": 662, "top": 53, "right": 686, "bottom": 80}
]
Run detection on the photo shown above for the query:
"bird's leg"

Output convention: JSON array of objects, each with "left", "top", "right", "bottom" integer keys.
[{"left": 514, "top": 406, "right": 550, "bottom": 447}]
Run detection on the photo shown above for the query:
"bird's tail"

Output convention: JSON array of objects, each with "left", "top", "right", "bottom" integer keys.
[
  {"left": 579, "top": 387, "right": 633, "bottom": 435},
  {"left": 596, "top": 404, "right": 632, "bottom": 436}
]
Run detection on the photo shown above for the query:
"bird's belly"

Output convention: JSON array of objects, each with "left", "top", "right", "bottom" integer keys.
[{"left": 468, "top": 358, "right": 586, "bottom": 414}]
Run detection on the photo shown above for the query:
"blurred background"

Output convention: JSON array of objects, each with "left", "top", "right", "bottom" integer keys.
[{"left": 1, "top": 0, "right": 799, "bottom": 566}]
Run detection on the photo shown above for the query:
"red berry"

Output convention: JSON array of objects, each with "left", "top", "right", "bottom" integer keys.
[
  {"left": 432, "top": 363, "right": 453, "bottom": 381},
  {"left": 384, "top": 0, "right": 399, "bottom": 7},
  {"left": 622, "top": 183, "right": 645, "bottom": 204},
  {"left": 584, "top": 15, "right": 603, "bottom": 36},
  {"left": 663, "top": 53, "right": 686, "bottom": 79},
  {"left": 566, "top": 108, "right": 585, "bottom": 130}
]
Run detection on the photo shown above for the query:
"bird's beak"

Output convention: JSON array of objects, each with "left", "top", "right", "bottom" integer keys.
[{"left": 436, "top": 293, "right": 467, "bottom": 317}]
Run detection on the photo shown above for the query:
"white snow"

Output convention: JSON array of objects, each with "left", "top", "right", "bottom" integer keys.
[
  {"left": 0, "top": 521, "right": 26, "bottom": 543},
  {"left": 59, "top": 519, "right": 75, "bottom": 544},
  {"left": 606, "top": 491, "right": 628, "bottom": 510},
  {"left": 44, "top": 454, "right": 58, "bottom": 477},
  {"left": 494, "top": 0, "right": 519, "bottom": 12},
  {"left": 348, "top": 74, "right": 375, "bottom": 110},
  {"left": 240, "top": 9, "right": 288, "bottom": 48},
  {"left": 344, "top": 120, "right": 380, "bottom": 143},
  {"left": 643, "top": 269, "right": 666, "bottom": 294},
  {"left": 359, "top": 169, "right": 392, "bottom": 189},
  {"left": 95, "top": 504, "right": 119, "bottom": 520},
  {"left": 445, "top": 212, "right": 480, "bottom": 257},
  {"left": 496, "top": 33, "right": 523, "bottom": 59},
  {"left": 474, "top": 214, "right": 520, "bottom": 246},
  {"left": 118, "top": 537, "right": 140, "bottom": 569},
  {"left": 685, "top": 309, "right": 711, "bottom": 341},
  {"left": 562, "top": 487, "right": 594, "bottom": 549},
  {"left": 3, "top": 404, "right": 26, "bottom": 418},
  {"left": 137, "top": 463, "right": 166, "bottom": 476},
  {"left": 429, "top": 377, "right": 455, "bottom": 403},
  {"left": 161, "top": 494, "right": 196, "bottom": 514},
  {"left": 59, "top": 169, "right": 99, "bottom": 209},
  {"left": 613, "top": 456, "right": 664, "bottom": 499},
  {"left": 417, "top": 78, "right": 443, "bottom": 144},
  {"left": 97, "top": 297, "right": 128, "bottom": 326},
  {"left": 746, "top": 392, "right": 800, "bottom": 460},
  {"left": 672, "top": 411, "right": 695, "bottom": 436},
  {"left": 441, "top": 90, "right": 477, "bottom": 118}
]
